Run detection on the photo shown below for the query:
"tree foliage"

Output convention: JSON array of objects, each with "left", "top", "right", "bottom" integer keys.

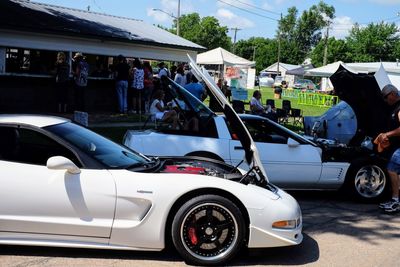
[
  {"left": 160, "top": 3, "right": 400, "bottom": 70},
  {"left": 278, "top": 1, "right": 335, "bottom": 64},
  {"left": 311, "top": 37, "right": 349, "bottom": 67},
  {"left": 234, "top": 37, "right": 277, "bottom": 72},
  {"left": 172, "top": 13, "right": 232, "bottom": 50},
  {"left": 345, "top": 22, "right": 399, "bottom": 62}
]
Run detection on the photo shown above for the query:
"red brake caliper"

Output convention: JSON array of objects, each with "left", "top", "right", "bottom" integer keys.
[{"left": 188, "top": 227, "right": 198, "bottom": 245}]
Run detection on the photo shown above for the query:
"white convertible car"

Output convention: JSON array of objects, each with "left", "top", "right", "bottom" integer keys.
[
  {"left": 124, "top": 58, "right": 388, "bottom": 202},
  {"left": 0, "top": 57, "right": 302, "bottom": 266}
]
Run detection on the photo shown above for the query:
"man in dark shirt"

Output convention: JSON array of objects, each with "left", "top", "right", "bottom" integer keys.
[
  {"left": 114, "top": 55, "right": 130, "bottom": 114},
  {"left": 377, "top": 84, "right": 400, "bottom": 213}
]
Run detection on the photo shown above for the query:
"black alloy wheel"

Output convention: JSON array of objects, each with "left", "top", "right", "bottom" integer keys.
[{"left": 171, "top": 194, "right": 245, "bottom": 266}]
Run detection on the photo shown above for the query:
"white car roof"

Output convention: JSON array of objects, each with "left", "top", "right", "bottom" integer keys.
[{"left": 0, "top": 114, "right": 69, "bottom": 128}]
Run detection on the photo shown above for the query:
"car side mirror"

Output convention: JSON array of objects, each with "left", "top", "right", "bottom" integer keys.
[
  {"left": 47, "top": 156, "right": 81, "bottom": 174},
  {"left": 287, "top": 138, "right": 300, "bottom": 148}
]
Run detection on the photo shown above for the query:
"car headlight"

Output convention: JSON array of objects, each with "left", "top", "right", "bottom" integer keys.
[{"left": 272, "top": 219, "right": 298, "bottom": 229}]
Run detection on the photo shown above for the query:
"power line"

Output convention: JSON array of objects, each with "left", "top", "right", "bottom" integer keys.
[
  {"left": 92, "top": 0, "right": 104, "bottom": 13},
  {"left": 216, "top": 0, "right": 279, "bottom": 21},
  {"left": 231, "top": 0, "right": 281, "bottom": 16}
]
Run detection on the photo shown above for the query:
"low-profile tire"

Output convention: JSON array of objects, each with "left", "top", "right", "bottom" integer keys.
[
  {"left": 344, "top": 161, "right": 388, "bottom": 201},
  {"left": 171, "top": 194, "right": 245, "bottom": 266}
]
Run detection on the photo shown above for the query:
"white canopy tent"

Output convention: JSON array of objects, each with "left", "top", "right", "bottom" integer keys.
[
  {"left": 196, "top": 47, "right": 256, "bottom": 89},
  {"left": 305, "top": 61, "right": 400, "bottom": 90},
  {"left": 196, "top": 47, "right": 255, "bottom": 67}
]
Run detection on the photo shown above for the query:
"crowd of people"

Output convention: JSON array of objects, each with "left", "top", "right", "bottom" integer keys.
[{"left": 53, "top": 52, "right": 236, "bottom": 118}]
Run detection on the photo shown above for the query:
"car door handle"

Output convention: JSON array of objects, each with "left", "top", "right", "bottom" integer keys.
[{"left": 234, "top": 146, "right": 244, "bottom": 150}]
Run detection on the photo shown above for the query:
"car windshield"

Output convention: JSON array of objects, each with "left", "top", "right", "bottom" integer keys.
[
  {"left": 45, "top": 122, "right": 150, "bottom": 168},
  {"left": 164, "top": 77, "right": 214, "bottom": 118}
]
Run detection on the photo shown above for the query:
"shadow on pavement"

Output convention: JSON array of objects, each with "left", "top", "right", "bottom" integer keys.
[{"left": 232, "top": 233, "right": 319, "bottom": 266}]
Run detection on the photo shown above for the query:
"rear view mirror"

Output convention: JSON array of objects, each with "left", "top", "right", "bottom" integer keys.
[
  {"left": 47, "top": 156, "right": 81, "bottom": 174},
  {"left": 287, "top": 138, "right": 300, "bottom": 148}
]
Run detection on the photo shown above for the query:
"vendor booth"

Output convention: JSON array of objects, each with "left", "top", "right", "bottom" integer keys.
[{"left": 196, "top": 47, "right": 256, "bottom": 100}]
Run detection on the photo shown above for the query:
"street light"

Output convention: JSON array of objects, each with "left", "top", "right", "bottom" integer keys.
[{"left": 152, "top": 3, "right": 180, "bottom": 36}]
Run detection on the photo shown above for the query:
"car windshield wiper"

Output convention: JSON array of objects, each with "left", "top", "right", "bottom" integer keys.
[
  {"left": 125, "top": 162, "right": 145, "bottom": 169},
  {"left": 125, "top": 157, "right": 161, "bottom": 171}
]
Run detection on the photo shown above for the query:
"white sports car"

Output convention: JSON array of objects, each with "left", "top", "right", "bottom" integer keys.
[
  {"left": 124, "top": 59, "right": 388, "bottom": 202},
  {"left": 0, "top": 58, "right": 302, "bottom": 265}
]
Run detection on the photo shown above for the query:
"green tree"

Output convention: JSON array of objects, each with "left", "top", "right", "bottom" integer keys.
[
  {"left": 278, "top": 1, "right": 335, "bottom": 64},
  {"left": 234, "top": 37, "right": 278, "bottom": 73},
  {"left": 173, "top": 13, "right": 232, "bottom": 50},
  {"left": 393, "top": 41, "right": 400, "bottom": 60},
  {"left": 346, "top": 22, "right": 399, "bottom": 62},
  {"left": 311, "top": 37, "right": 349, "bottom": 66}
]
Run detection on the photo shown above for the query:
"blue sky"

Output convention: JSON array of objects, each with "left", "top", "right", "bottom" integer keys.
[{"left": 32, "top": 0, "right": 400, "bottom": 41}]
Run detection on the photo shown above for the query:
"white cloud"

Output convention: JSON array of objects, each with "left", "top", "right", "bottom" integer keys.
[
  {"left": 331, "top": 16, "right": 354, "bottom": 39},
  {"left": 262, "top": 1, "right": 274, "bottom": 10},
  {"left": 148, "top": 0, "right": 196, "bottom": 23},
  {"left": 215, "top": 8, "right": 255, "bottom": 29}
]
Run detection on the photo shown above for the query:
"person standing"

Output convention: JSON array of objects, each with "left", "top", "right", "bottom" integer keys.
[
  {"left": 184, "top": 75, "right": 206, "bottom": 101},
  {"left": 72, "top": 53, "right": 89, "bottom": 111},
  {"left": 143, "top": 61, "right": 154, "bottom": 114},
  {"left": 158, "top": 62, "right": 169, "bottom": 78},
  {"left": 222, "top": 80, "right": 231, "bottom": 102},
  {"left": 130, "top": 58, "right": 144, "bottom": 114},
  {"left": 55, "top": 52, "right": 70, "bottom": 113},
  {"left": 114, "top": 55, "right": 130, "bottom": 114},
  {"left": 174, "top": 66, "right": 186, "bottom": 87},
  {"left": 376, "top": 84, "right": 400, "bottom": 213}
]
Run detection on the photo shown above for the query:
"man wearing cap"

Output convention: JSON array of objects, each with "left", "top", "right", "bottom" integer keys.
[{"left": 376, "top": 84, "right": 400, "bottom": 213}]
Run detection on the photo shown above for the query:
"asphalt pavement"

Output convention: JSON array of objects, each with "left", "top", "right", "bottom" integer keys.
[{"left": 1, "top": 191, "right": 399, "bottom": 267}]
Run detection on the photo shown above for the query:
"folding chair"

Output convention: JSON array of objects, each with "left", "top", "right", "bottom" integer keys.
[
  {"left": 279, "top": 100, "right": 292, "bottom": 124},
  {"left": 276, "top": 108, "right": 288, "bottom": 124},
  {"left": 266, "top": 99, "right": 275, "bottom": 109},
  {"left": 291, "top": 108, "right": 303, "bottom": 126},
  {"left": 282, "top": 100, "right": 292, "bottom": 115},
  {"left": 232, "top": 100, "right": 245, "bottom": 114},
  {"left": 142, "top": 114, "right": 161, "bottom": 129}
]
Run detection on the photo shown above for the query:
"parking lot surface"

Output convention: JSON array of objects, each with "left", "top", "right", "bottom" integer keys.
[{"left": 1, "top": 191, "right": 399, "bottom": 267}]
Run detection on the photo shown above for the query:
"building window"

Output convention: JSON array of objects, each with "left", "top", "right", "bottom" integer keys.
[{"left": 5, "top": 48, "right": 59, "bottom": 75}]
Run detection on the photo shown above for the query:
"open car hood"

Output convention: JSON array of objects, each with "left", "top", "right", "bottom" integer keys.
[
  {"left": 330, "top": 65, "right": 391, "bottom": 144},
  {"left": 187, "top": 55, "right": 268, "bottom": 182}
]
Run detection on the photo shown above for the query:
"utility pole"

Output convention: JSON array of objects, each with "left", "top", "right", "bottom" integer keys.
[
  {"left": 252, "top": 46, "right": 257, "bottom": 61},
  {"left": 230, "top": 27, "right": 241, "bottom": 54},
  {"left": 323, "top": 20, "right": 331, "bottom": 66},
  {"left": 177, "top": 0, "right": 180, "bottom": 36},
  {"left": 277, "top": 13, "right": 282, "bottom": 77}
]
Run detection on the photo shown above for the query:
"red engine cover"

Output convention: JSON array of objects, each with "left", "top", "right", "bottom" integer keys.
[{"left": 164, "top": 165, "right": 206, "bottom": 174}]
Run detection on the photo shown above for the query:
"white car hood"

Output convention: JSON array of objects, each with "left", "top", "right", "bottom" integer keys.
[{"left": 188, "top": 55, "right": 269, "bottom": 183}]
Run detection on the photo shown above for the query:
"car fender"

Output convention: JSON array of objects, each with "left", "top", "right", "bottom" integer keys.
[{"left": 108, "top": 170, "right": 287, "bottom": 249}]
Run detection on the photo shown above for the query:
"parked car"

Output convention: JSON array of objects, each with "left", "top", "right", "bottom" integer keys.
[
  {"left": 293, "top": 79, "right": 316, "bottom": 91},
  {"left": 273, "top": 75, "right": 285, "bottom": 87},
  {"left": 259, "top": 72, "right": 274, "bottom": 87},
  {"left": 0, "top": 68, "right": 303, "bottom": 266},
  {"left": 125, "top": 63, "right": 388, "bottom": 202}
]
